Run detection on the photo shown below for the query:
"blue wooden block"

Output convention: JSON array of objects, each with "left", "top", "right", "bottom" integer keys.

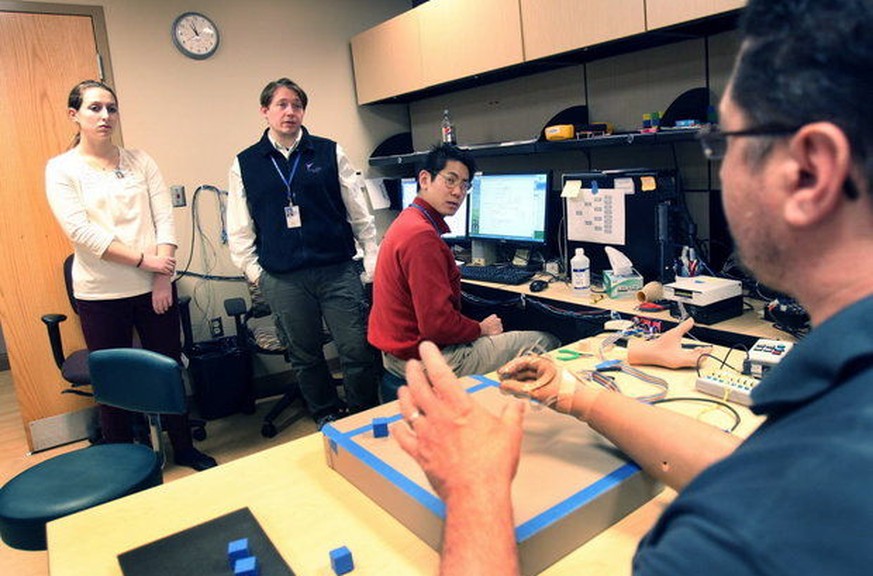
[
  {"left": 330, "top": 545, "right": 354, "bottom": 574},
  {"left": 234, "top": 555, "right": 259, "bottom": 576},
  {"left": 227, "top": 538, "right": 250, "bottom": 567},
  {"left": 372, "top": 417, "right": 389, "bottom": 438}
]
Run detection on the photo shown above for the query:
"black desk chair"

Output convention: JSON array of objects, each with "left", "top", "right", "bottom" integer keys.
[
  {"left": 40, "top": 255, "right": 206, "bottom": 441},
  {"left": 0, "top": 348, "right": 186, "bottom": 551},
  {"left": 40, "top": 255, "right": 90, "bottom": 395},
  {"left": 223, "top": 294, "right": 340, "bottom": 438}
]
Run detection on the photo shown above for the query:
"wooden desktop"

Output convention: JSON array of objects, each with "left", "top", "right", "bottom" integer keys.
[{"left": 47, "top": 337, "right": 769, "bottom": 575}]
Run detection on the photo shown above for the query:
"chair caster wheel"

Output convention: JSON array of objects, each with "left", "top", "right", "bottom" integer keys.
[
  {"left": 261, "top": 423, "right": 277, "bottom": 438},
  {"left": 192, "top": 427, "right": 207, "bottom": 442}
]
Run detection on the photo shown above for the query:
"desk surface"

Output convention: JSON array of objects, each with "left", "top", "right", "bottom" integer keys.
[
  {"left": 463, "top": 278, "right": 792, "bottom": 342},
  {"left": 47, "top": 341, "right": 765, "bottom": 576}
]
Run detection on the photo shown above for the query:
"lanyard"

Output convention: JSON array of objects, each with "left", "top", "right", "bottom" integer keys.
[
  {"left": 270, "top": 153, "right": 301, "bottom": 205},
  {"left": 410, "top": 203, "right": 443, "bottom": 234}
]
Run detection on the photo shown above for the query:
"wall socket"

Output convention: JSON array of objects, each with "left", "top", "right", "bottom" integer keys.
[
  {"left": 170, "top": 185, "right": 186, "bottom": 207},
  {"left": 209, "top": 317, "right": 223, "bottom": 338}
]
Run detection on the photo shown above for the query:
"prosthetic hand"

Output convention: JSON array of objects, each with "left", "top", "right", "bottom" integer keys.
[
  {"left": 627, "top": 318, "right": 712, "bottom": 369},
  {"left": 497, "top": 355, "right": 580, "bottom": 414}
]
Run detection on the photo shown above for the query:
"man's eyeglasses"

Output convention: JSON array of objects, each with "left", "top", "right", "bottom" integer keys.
[
  {"left": 438, "top": 171, "right": 472, "bottom": 192},
  {"left": 697, "top": 124, "right": 800, "bottom": 161}
]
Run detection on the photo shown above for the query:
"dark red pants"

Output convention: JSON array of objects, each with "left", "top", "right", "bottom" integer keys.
[{"left": 76, "top": 288, "right": 193, "bottom": 453}]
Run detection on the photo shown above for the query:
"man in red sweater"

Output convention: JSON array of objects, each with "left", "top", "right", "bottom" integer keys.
[{"left": 369, "top": 144, "right": 558, "bottom": 395}]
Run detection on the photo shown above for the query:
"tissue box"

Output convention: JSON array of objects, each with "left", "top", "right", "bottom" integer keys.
[{"left": 604, "top": 270, "right": 643, "bottom": 299}]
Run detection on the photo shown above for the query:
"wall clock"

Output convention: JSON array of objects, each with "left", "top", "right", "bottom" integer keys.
[{"left": 171, "top": 12, "right": 220, "bottom": 60}]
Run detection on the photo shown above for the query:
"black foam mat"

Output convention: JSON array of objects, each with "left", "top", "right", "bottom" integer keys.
[{"left": 118, "top": 507, "right": 294, "bottom": 575}]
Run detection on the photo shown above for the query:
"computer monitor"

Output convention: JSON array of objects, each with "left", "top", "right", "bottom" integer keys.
[
  {"left": 401, "top": 176, "right": 468, "bottom": 240},
  {"left": 467, "top": 172, "right": 549, "bottom": 245}
]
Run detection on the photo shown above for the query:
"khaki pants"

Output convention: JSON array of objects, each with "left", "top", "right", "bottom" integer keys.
[{"left": 382, "top": 330, "right": 560, "bottom": 379}]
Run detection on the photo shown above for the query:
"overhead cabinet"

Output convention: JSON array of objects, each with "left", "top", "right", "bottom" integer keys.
[
  {"left": 646, "top": 0, "right": 747, "bottom": 31},
  {"left": 418, "top": 0, "right": 524, "bottom": 87},
  {"left": 351, "top": 0, "right": 746, "bottom": 104},
  {"left": 352, "top": 0, "right": 523, "bottom": 105},
  {"left": 520, "top": 0, "right": 645, "bottom": 62},
  {"left": 350, "top": 10, "right": 423, "bottom": 105}
]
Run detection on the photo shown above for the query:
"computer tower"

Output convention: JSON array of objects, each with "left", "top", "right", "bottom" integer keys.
[{"left": 563, "top": 169, "right": 680, "bottom": 284}]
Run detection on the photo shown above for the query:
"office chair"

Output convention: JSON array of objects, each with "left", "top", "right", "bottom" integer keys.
[
  {"left": 223, "top": 293, "right": 340, "bottom": 438},
  {"left": 41, "top": 254, "right": 90, "bottom": 395},
  {"left": 40, "top": 254, "right": 207, "bottom": 440},
  {"left": 0, "top": 348, "right": 186, "bottom": 551}
]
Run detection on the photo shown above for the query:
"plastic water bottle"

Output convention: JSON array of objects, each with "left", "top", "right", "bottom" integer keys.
[
  {"left": 570, "top": 248, "right": 590, "bottom": 296},
  {"left": 441, "top": 109, "right": 457, "bottom": 144}
]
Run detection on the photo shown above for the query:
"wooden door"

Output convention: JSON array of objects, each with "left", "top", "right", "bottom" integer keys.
[{"left": 0, "top": 8, "right": 110, "bottom": 450}]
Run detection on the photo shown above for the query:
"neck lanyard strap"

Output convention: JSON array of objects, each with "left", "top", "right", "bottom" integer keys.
[
  {"left": 410, "top": 203, "right": 442, "bottom": 234},
  {"left": 271, "top": 153, "right": 301, "bottom": 204}
]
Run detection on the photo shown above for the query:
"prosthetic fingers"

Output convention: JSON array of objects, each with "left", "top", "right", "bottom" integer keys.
[{"left": 497, "top": 355, "right": 580, "bottom": 414}]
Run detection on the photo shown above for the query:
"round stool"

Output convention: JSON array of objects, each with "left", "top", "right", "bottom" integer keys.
[
  {"left": 0, "top": 443, "right": 162, "bottom": 550},
  {"left": 380, "top": 371, "right": 407, "bottom": 403}
]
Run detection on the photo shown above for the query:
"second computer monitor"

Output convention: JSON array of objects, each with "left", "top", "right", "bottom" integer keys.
[
  {"left": 401, "top": 176, "right": 468, "bottom": 240},
  {"left": 467, "top": 172, "right": 549, "bottom": 244}
]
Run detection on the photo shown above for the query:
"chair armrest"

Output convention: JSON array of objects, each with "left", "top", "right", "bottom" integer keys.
[
  {"left": 223, "top": 298, "right": 249, "bottom": 346},
  {"left": 41, "top": 314, "right": 68, "bottom": 370}
]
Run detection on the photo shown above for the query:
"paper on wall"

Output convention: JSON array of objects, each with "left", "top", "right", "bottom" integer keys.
[
  {"left": 363, "top": 178, "right": 391, "bottom": 210},
  {"left": 566, "top": 186, "right": 626, "bottom": 245}
]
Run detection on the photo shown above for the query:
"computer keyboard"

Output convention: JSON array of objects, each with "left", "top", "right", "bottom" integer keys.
[{"left": 459, "top": 265, "right": 535, "bottom": 285}]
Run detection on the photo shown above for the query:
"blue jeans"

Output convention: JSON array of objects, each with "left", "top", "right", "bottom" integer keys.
[{"left": 261, "top": 261, "right": 379, "bottom": 417}]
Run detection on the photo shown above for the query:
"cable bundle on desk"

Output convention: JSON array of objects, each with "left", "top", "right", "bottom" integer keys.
[
  {"left": 460, "top": 291, "right": 524, "bottom": 309},
  {"left": 525, "top": 297, "right": 612, "bottom": 321}
]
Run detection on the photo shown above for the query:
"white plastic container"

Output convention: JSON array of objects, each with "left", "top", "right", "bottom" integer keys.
[{"left": 571, "top": 248, "right": 590, "bottom": 296}]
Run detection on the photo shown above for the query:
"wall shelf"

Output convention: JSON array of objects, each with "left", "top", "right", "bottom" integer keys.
[{"left": 369, "top": 128, "right": 701, "bottom": 167}]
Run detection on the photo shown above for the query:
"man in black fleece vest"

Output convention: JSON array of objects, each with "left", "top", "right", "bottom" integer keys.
[{"left": 227, "top": 78, "right": 379, "bottom": 428}]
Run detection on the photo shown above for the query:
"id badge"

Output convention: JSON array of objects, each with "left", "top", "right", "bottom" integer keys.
[{"left": 285, "top": 204, "right": 302, "bottom": 228}]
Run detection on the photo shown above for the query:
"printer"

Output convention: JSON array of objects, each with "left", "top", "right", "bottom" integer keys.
[{"left": 663, "top": 275, "right": 743, "bottom": 324}]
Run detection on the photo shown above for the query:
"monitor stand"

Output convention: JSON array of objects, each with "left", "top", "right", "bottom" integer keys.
[{"left": 471, "top": 240, "right": 497, "bottom": 266}]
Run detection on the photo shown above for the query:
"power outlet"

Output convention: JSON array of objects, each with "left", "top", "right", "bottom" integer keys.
[
  {"left": 170, "top": 185, "right": 186, "bottom": 207},
  {"left": 209, "top": 317, "right": 223, "bottom": 338}
]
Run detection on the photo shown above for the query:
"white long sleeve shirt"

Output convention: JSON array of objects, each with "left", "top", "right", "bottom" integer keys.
[{"left": 45, "top": 148, "right": 176, "bottom": 300}]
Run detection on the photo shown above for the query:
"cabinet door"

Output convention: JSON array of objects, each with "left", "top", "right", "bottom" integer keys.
[
  {"left": 419, "top": 0, "right": 524, "bottom": 87},
  {"left": 521, "top": 0, "right": 645, "bottom": 62},
  {"left": 351, "top": 10, "right": 423, "bottom": 104},
  {"left": 647, "top": 0, "right": 746, "bottom": 31}
]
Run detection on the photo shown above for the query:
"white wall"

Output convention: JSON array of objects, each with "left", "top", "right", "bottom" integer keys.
[{"left": 25, "top": 0, "right": 411, "bottom": 348}]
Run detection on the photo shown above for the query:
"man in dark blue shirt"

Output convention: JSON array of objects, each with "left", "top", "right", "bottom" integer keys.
[{"left": 391, "top": 0, "right": 873, "bottom": 574}]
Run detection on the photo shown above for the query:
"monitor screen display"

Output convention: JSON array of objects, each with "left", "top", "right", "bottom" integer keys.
[
  {"left": 401, "top": 176, "right": 468, "bottom": 240},
  {"left": 467, "top": 172, "right": 549, "bottom": 244}
]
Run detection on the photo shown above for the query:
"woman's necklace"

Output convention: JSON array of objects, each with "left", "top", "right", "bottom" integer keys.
[{"left": 81, "top": 147, "right": 124, "bottom": 179}]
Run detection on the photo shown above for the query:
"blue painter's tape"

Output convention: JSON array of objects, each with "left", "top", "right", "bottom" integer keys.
[
  {"left": 322, "top": 422, "right": 445, "bottom": 518},
  {"left": 515, "top": 461, "right": 642, "bottom": 542}
]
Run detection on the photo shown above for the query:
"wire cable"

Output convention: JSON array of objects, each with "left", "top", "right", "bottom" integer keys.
[{"left": 652, "top": 396, "right": 742, "bottom": 432}]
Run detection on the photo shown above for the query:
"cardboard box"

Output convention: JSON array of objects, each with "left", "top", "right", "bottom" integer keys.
[
  {"left": 323, "top": 376, "right": 662, "bottom": 575},
  {"left": 603, "top": 270, "right": 644, "bottom": 299}
]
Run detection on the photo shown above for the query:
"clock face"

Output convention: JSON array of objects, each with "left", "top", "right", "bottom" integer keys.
[{"left": 172, "top": 12, "right": 220, "bottom": 60}]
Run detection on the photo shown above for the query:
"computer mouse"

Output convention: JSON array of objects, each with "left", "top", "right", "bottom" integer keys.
[{"left": 529, "top": 279, "right": 549, "bottom": 293}]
